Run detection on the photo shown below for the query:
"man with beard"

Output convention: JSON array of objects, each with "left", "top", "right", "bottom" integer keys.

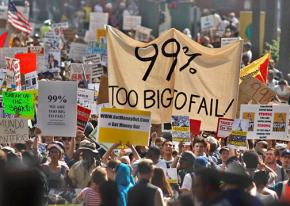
[{"left": 68, "top": 140, "right": 98, "bottom": 188}]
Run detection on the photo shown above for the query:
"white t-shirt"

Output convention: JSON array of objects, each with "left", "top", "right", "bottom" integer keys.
[
  {"left": 155, "top": 159, "right": 167, "bottom": 170},
  {"left": 181, "top": 173, "right": 195, "bottom": 191}
]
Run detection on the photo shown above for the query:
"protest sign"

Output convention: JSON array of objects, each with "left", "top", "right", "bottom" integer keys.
[
  {"left": 85, "top": 30, "right": 97, "bottom": 42},
  {"left": 0, "top": 69, "right": 5, "bottom": 88},
  {"left": 171, "top": 115, "right": 190, "bottom": 142},
  {"left": 0, "top": 118, "right": 28, "bottom": 143},
  {"left": 216, "top": 118, "right": 234, "bottom": 138},
  {"left": 77, "top": 105, "right": 91, "bottom": 131},
  {"left": 97, "top": 75, "right": 109, "bottom": 104},
  {"left": 0, "top": 6, "right": 7, "bottom": 19},
  {"left": 0, "top": 47, "right": 28, "bottom": 67},
  {"left": 189, "top": 119, "right": 201, "bottom": 136},
  {"left": 44, "top": 33, "right": 61, "bottom": 73},
  {"left": 163, "top": 168, "right": 178, "bottom": 184},
  {"left": 89, "top": 12, "right": 108, "bottom": 30},
  {"left": 97, "top": 108, "right": 151, "bottom": 145},
  {"left": 107, "top": 27, "right": 242, "bottom": 131},
  {"left": 200, "top": 15, "right": 215, "bottom": 31},
  {"left": 15, "top": 53, "right": 37, "bottom": 74},
  {"left": 240, "top": 104, "right": 289, "bottom": 140},
  {"left": 69, "top": 63, "right": 92, "bottom": 82},
  {"left": 5, "top": 57, "right": 21, "bottom": 90},
  {"left": 2, "top": 91, "right": 34, "bottom": 117},
  {"left": 63, "top": 28, "right": 77, "bottom": 42},
  {"left": 69, "top": 43, "right": 88, "bottom": 62},
  {"left": 227, "top": 119, "right": 249, "bottom": 150},
  {"left": 24, "top": 71, "right": 38, "bottom": 90},
  {"left": 135, "top": 25, "right": 152, "bottom": 42},
  {"left": 37, "top": 81, "right": 78, "bottom": 137},
  {"left": 52, "top": 22, "right": 69, "bottom": 36},
  {"left": 123, "top": 15, "right": 142, "bottom": 30},
  {"left": 96, "top": 29, "right": 107, "bottom": 42},
  {"left": 28, "top": 46, "right": 45, "bottom": 73},
  {"left": 77, "top": 88, "right": 95, "bottom": 109},
  {"left": 221, "top": 37, "right": 241, "bottom": 47},
  {"left": 83, "top": 54, "right": 103, "bottom": 80}
]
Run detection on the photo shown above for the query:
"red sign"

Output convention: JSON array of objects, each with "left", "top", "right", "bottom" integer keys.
[
  {"left": 77, "top": 105, "right": 91, "bottom": 131},
  {"left": 190, "top": 119, "right": 201, "bottom": 136},
  {"left": 15, "top": 53, "right": 37, "bottom": 74}
]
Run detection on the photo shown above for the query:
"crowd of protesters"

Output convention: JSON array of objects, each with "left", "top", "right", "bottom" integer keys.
[{"left": 0, "top": 1, "right": 290, "bottom": 206}]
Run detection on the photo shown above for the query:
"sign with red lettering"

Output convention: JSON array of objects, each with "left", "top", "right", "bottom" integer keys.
[
  {"left": 77, "top": 105, "right": 91, "bottom": 131},
  {"left": 216, "top": 118, "right": 234, "bottom": 138},
  {"left": 240, "top": 104, "right": 289, "bottom": 140}
]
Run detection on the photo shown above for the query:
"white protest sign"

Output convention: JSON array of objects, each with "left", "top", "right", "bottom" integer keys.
[
  {"left": 52, "top": 22, "right": 69, "bottom": 36},
  {"left": 0, "top": 47, "right": 28, "bottom": 68},
  {"left": 0, "top": 69, "right": 5, "bottom": 88},
  {"left": 69, "top": 43, "right": 88, "bottom": 62},
  {"left": 89, "top": 12, "right": 108, "bottom": 30},
  {"left": 37, "top": 81, "right": 78, "bottom": 137},
  {"left": 0, "top": 118, "right": 29, "bottom": 143},
  {"left": 163, "top": 168, "right": 178, "bottom": 184},
  {"left": 83, "top": 54, "right": 103, "bottom": 79},
  {"left": 44, "top": 33, "right": 61, "bottom": 72},
  {"left": 240, "top": 104, "right": 289, "bottom": 140},
  {"left": 216, "top": 118, "right": 234, "bottom": 138},
  {"left": 24, "top": 71, "right": 38, "bottom": 90},
  {"left": 84, "top": 30, "right": 96, "bottom": 42},
  {"left": 77, "top": 88, "right": 95, "bottom": 109},
  {"left": 221, "top": 37, "right": 241, "bottom": 47},
  {"left": 0, "top": 6, "right": 7, "bottom": 19},
  {"left": 200, "top": 15, "right": 215, "bottom": 31},
  {"left": 123, "top": 15, "right": 142, "bottom": 30},
  {"left": 5, "top": 57, "right": 20, "bottom": 91},
  {"left": 69, "top": 63, "right": 92, "bottom": 82},
  {"left": 135, "top": 25, "right": 152, "bottom": 42},
  {"left": 227, "top": 119, "right": 249, "bottom": 150},
  {"left": 28, "top": 46, "right": 45, "bottom": 73}
]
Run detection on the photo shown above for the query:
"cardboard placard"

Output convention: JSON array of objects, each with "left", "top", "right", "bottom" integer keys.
[
  {"left": 97, "top": 108, "right": 151, "bottom": 145},
  {"left": 0, "top": 118, "right": 29, "bottom": 143},
  {"left": 97, "top": 75, "right": 108, "bottom": 104},
  {"left": 37, "top": 81, "right": 78, "bottom": 137}
]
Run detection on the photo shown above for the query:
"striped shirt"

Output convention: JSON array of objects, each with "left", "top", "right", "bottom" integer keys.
[{"left": 81, "top": 187, "right": 101, "bottom": 206}]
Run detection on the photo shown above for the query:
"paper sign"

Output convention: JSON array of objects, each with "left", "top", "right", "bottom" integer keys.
[
  {"left": 0, "top": 47, "right": 28, "bottom": 68},
  {"left": 96, "top": 29, "right": 107, "bottom": 42},
  {"left": 216, "top": 118, "right": 234, "bottom": 138},
  {"left": 123, "top": 15, "right": 142, "bottom": 30},
  {"left": 24, "top": 71, "right": 38, "bottom": 90},
  {"left": 135, "top": 25, "right": 152, "bottom": 42},
  {"left": 97, "top": 108, "right": 151, "bottom": 145},
  {"left": 44, "top": 33, "right": 61, "bottom": 73},
  {"left": 227, "top": 119, "right": 248, "bottom": 150},
  {"left": 28, "top": 46, "right": 45, "bottom": 73},
  {"left": 37, "top": 81, "right": 78, "bottom": 137},
  {"left": 77, "top": 105, "right": 91, "bottom": 131},
  {"left": 201, "top": 15, "right": 215, "bottom": 31},
  {"left": 240, "top": 104, "right": 289, "bottom": 140},
  {"left": 77, "top": 88, "right": 95, "bottom": 109},
  {"left": 2, "top": 91, "right": 34, "bottom": 117},
  {"left": 5, "top": 57, "right": 21, "bottom": 91},
  {"left": 83, "top": 54, "right": 103, "bottom": 79},
  {"left": 52, "top": 22, "right": 69, "bottom": 36},
  {"left": 171, "top": 115, "right": 190, "bottom": 142},
  {"left": 189, "top": 119, "right": 201, "bottom": 136},
  {"left": 89, "top": 12, "right": 108, "bottom": 30},
  {"left": 70, "top": 63, "right": 92, "bottom": 82},
  {"left": 221, "top": 38, "right": 241, "bottom": 47},
  {"left": 69, "top": 43, "right": 88, "bottom": 62},
  {"left": 0, "top": 118, "right": 29, "bottom": 143},
  {"left": 14, "top": 53, "right": 37, "bottom": 74},
  {"left": 0, "top": 6, "right": 7, "bottom": 19}
]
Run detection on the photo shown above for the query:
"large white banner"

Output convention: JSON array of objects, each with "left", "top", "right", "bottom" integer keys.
[
  {"left": 240, "top": 104, "right": 289, "bottom": 140},
  {"left": 37, "top": 81, "right": 78, "bottom": 137},
  {"left": 107, "top": 27, "right": 243, "bottom": 131}
]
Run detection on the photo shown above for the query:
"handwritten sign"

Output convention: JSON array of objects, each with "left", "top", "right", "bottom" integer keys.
[
  {"left": 2, "top": 91, "right": 34, "bottom": 117},
  {"left": 0, "top": 118, "right": 29, "bottom": 143}
]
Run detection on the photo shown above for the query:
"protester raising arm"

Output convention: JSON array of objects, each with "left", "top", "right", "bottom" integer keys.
[
  {"left": 126, "top": 143, "right": 141, "bottom": 162},
  {"left": 102, "top": 143, "right": 121, "bottom": 165}
]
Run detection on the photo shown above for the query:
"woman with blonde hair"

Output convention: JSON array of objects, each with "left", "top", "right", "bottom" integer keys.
[{"left": 151, "top": 167, "right": 173, "bottom": 198}]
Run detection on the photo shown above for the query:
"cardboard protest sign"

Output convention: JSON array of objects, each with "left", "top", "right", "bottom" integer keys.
[
  {"left": 221, "top": 37, "right": 241, "bottom": 47},
  {"left": 24, "top": 71, "right": 38, "bottom": 90},
  {"left": 89, "top": 12, "right": 108, "bottom": 30},
  {"left": 2, "top": 91, "right": 34, "bottom": 117},
  {"left": 171, "top": 115, "right": 190, "bottom": 142},
  {"left": 200, "top": 15, "right": 215, "bottom": 31},
  {"left": 77, "top": 105, "right": 91, "bottom": 131},
  {"left": 240, "top": 104, "right": 289, "bottom": 140},
  {"left": 69, "top": 43, "right": 88, "bottom": 62},
  {"left": 37, "top": 81, "right": 78, "bottom": 137},
  {"left": 52, "top": 22, "right": 69, "bottom": 36},
  {"left": 69, "top": 63, "right": 92, "bottom": 82},
  {"left": 97, "top": 108, "right": 151, "bottom": 145},
  {"left": 97, "top": 75, "right": 109, "bottom": 104},
  {"left": 28, "top": 46, "right": 45, "bottom": 73},
  {"left": 77, "top": 88, "right": 95, "bottom": 109},
  {"left": 123, "top": 15, "right": 142, "bottom": 30},
  {"left": 216, "top": 118, "right": 234, "bottom": 138},
  {"left": 107, "top": 27, "right": 242, "bottom": 131},
  {"left": 63, "top": 28, "right": 76, "bottom": 42},
  {"left": 227, "top": 119, "right": 249, "bottom": 150},
  {"left": 190, "top": 119, "right": 201, "bottom": 136},
  {"left": 0, "top": 118, "right": 28, "bottom": 143},
  {"left": 15, "top": 53, "right": 37, "bottom": 74}
]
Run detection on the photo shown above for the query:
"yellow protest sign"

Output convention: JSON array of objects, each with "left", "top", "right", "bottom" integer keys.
[{"left": 97, "top": 108, "right": 151, "bottom": 146}]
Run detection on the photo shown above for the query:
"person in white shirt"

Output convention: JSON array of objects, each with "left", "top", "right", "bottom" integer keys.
[{"left": 274, "top": 80, "right": 290, "bottom": 102}]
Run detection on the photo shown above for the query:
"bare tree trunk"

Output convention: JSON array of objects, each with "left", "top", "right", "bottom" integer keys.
[
  {"left": 265, "top": 0, "right": 278, "bottom": 44},
  {"left": 252, "top": 0, "right": 261, "bottom": 60},
  {"left": 278, "top": 0, "right": 290, "bottom": 76}
]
